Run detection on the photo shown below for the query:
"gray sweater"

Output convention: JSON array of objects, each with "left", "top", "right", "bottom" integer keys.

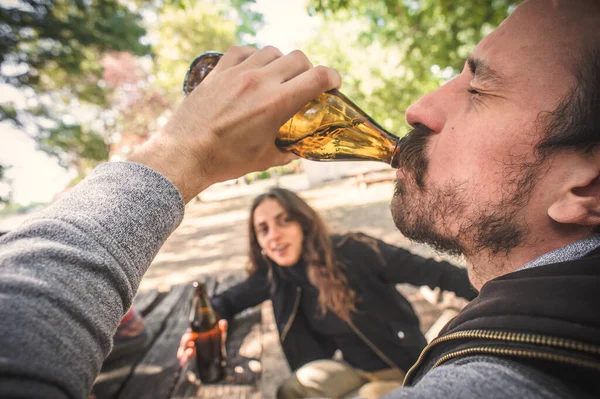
[{"left": 0, "top": 162, "right": 580, "bottom": 398}]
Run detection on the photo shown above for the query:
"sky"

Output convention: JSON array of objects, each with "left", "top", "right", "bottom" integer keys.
[
  {"left": 0, "top": 127, "right": 76, "bottom": 204},
  {"left": 251, "top": 0, "right": 319, "bottom": 53},
  {"left": 0, "top": 0, "right": 318, "bottom": 206}
]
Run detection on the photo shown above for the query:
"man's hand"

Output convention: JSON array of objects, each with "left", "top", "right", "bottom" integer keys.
[{"left": 129, "top": 46, "right": 342, "bottom": 202}]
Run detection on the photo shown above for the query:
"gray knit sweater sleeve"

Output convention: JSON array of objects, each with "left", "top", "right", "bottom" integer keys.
[
  {"left": 382, "top": 356, "right": 581, "bottom": 399},
  {"left": 0, "top": 162, "right": 185, "bottom": 399}
]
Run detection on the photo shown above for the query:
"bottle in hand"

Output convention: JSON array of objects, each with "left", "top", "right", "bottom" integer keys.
[
  {"left": 189, "top": 281, "right": 224, "bottom": 383},
  {"left": 183, "top": 52, "right": 401, "bottom": 168}
]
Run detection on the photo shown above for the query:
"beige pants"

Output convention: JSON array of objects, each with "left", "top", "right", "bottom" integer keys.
[{"left": 277, "top": 359, "right": 405, "bottom": 399}]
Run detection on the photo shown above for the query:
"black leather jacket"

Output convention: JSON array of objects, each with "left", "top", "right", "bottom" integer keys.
[
  {"left": 212, "top": 233, "right": 477, "bottom": 372},
  {"left": 403, "top": 247, "right": 600, "bottom": 397}
]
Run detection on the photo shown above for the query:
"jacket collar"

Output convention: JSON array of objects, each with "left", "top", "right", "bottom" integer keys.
[
  {"left": 439, "top": 247, "right": 600, "bottom": 344},
  {"left": 403, "top": 248, "right": 600, "bottom": 387}
]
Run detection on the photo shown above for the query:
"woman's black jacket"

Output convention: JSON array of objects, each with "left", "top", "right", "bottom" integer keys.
[{"left": 211, "top": 233, "right": 477, "bottom": 372}]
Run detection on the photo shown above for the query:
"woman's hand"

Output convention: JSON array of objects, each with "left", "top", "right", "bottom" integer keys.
[{"left": 177, "top": 319, "right": 228, "bottom": 367}]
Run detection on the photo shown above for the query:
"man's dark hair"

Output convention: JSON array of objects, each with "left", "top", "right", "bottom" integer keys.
[
  {"left": 537, "top": 45, "right": 600, "bottom": 156},
  {"left": 536, "top": 44, "right": 600, "bottom": 232}
]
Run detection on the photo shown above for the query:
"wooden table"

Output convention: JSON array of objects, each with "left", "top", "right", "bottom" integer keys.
[
  {"left": 348, "top": 167, "right": 396, "bottom": 190},
  {"left": 90, "top": 276, "right": 459, "bottom": 398},
  {"left": 91, "top": 273, "right": 289, "bottom": 399}
]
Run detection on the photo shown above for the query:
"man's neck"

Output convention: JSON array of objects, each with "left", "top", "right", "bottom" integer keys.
[{"left": 466, "top": 232, "right": 596, "bottom": 290}]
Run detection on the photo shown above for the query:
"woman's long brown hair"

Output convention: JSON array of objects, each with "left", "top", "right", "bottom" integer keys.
[{"left": 248, "top": 188, "right": 357, "bottom": 322}]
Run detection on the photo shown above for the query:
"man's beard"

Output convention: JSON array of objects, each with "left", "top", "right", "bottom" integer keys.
[{"left": 390, "top": 125, "right": 542, "bottom": 258}]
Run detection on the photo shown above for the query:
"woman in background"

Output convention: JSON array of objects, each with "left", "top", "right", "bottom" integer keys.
[{"left": 178, "top": 188, "right": 476, "bottom": 399}]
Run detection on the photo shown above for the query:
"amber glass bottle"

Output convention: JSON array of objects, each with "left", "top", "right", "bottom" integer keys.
[
  {"left": 189, "top": 281, "right": 224, "bottom": 383},
  {"left": 183, "top": 52, "right": 400, "bottom": 167}
]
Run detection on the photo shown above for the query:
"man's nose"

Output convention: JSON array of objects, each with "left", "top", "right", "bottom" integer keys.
[{"left": 405, "top": 87, "right": 446, "bottom": 134}]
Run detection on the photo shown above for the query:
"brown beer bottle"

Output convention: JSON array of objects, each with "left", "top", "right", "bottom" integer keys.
[
  {"left": 189, "top": 281, "right": 224, "bottom": 383},
  {"left": 183, "top": 52, "right": 400, "bottom": 168}
]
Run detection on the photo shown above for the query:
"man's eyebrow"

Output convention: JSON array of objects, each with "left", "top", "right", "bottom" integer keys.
[{"left": 467, "top": 56, "right": 504, "bottom": 86}]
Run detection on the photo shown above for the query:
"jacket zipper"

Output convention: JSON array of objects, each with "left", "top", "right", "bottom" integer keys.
[
  {"left": 433, "top": 346, "right": 600, "bottom": 370},
  {"left": 403, "top": 329, "right": 600, "bottom": 385},
  {"left": 347, "top": 319, "right": 400, "bottom": 370},
  {"left": 280, "top": 287, "right": 301, "bottom": 342}
]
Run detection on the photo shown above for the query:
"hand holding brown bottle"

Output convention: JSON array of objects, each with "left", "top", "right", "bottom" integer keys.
[{"left": 177, "top": 319, "right": 228, "bottom": 368}]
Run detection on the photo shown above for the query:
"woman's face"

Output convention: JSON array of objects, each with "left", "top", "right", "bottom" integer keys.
[{"left": 253, "top": 198, "right": 304, "bottom": 267}]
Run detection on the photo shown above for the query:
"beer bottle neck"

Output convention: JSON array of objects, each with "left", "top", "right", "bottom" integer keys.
[{"left": 190, "top": 289, "right": 218, "bottom": 332}]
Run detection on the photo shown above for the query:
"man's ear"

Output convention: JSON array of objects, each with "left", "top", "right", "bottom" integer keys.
[{"left": 548, "top": 164, "right": 600, "bottom": 226}]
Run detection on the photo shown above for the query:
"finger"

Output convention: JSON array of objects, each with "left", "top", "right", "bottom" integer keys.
[
  {"left": 213, "top": 46, "right": 258, "bottom": 72},
  {"left": 219, "top": 319, "right": 228, "bottom": 342},
  {"left": 239, "top": 46, "right": 284, "bottom": 70},
  {"left": 261, "top": 50, "right": 313, "bottom": 83},
  {"left": 180, "top": 348, "right": 194, "bottom": 367},
  {"left": 218, "top": 319, "right": 228, "bottom": 332},
  {"left": 282, "top": 66, "right": 342, "bottom": 111},
  {"left": 177, "top": 338, "right": 193, "bottom": 355},
  {"left": 274, "top": 66, "right": 341, "bottom": 126},
  {"left": 180, "top": 332, "right": 191, "bottom": 346},
  {"left": 185, "top": 340, "right": 195, "bottom": 349}
]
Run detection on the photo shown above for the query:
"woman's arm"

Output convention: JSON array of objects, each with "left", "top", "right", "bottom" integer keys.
[
  {"left": 211, "top": 267, "right": 271, "bottom": 320},
  {"left": 383, "top": 252, "right": 477, "bottom": 300},
  {"left": 344, "top": 233, "right": 477, "bottom": 300}
]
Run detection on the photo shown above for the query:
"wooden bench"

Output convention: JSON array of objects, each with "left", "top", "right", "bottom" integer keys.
[
  {"left": 348, "top": 167, "right": 396, "bottom": 190},
  {"left": 91, "top": 272, "right": 287, "bottom": 399}
]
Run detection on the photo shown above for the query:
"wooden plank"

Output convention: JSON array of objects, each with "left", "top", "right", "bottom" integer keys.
[
  {"left": 170, "top": 364, "right": 201, "bottom": 399},
  {"left": 223, "top": 306, "right": 262, "bottom": 385},
  {"left": 93, "top": 358, "right": 145, "bottom": 399},
  {"left": 133, "top": 289, "right": 161, "bottom": 317},
  {"left": 141, "top": 285, "right": 187, "bottom": 338},
  {"left": 92, "top": 288, "right": 167, "bottom": 399},
  {"left": 117, "top": 284, "right": 193, "bottom": 399},
  {"left": 260, "top": 301, "right": 291, "bottom": 399},
  {"left": 198, "top": 384, "right": 258, "bottom": 399}
]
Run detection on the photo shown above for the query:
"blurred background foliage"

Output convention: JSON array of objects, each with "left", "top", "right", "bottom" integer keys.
[
  {"left": 305, "top": 0, "right": 520, "bottom": 134},
  {"left": 0, "top": 0, "right": 520, "bottom": 204}
]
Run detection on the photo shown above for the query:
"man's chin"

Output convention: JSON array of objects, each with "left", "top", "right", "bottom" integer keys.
[
  {"left": 391, "top": 202, "right": 465, "bottom": 258},
  {"left": 390, "top": 180, "right": 414, "bottom": 236},
  {"left": 390, "top": 195, "right": 416, "bottom": 241}
]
